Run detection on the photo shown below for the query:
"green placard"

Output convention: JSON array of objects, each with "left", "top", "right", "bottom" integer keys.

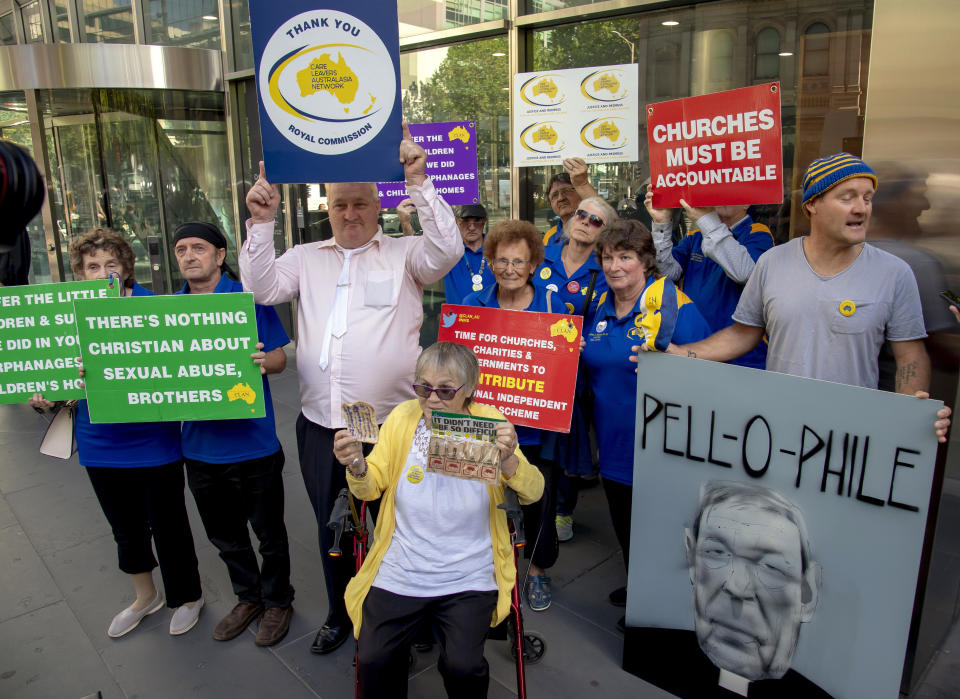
[
  {"left": 74, "top": 292, "right": 266, "bottom": 423},
  {"left": 0, "top": 280, "right": 121, "bottom": 404}
]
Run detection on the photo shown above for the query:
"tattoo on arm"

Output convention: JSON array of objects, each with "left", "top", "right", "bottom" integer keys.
[
  {"left": 687, "top": 350, "right": 697, "bottom": 359},
  {"left": 896, "top": 361, "right": 919, "bottom": 391}
]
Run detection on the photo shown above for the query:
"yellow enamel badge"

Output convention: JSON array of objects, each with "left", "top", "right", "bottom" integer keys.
[
  {"left": 839, "top": 300, "right": 856, "bottom": 317},
  {"left": 539, "top": 267, "right": 552, "bottom": 280},
  {"left": 407, "top": 464, "right": 424, "bottom": 483}
]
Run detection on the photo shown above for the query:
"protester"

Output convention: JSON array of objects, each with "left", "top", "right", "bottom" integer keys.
[
  {"left": 533, "top": 195, "right": 616, "bottom": 543},
  {"left": 30, "top": 229, "right": 203, "bottom": 638},
  {"left": 334, "top": 342, "right": 544, "bottom": 699},
  {"left": 645, "top": 186, "right": 774, "bottom": 368},
  {"left": 542, "top": 158, "right": 598, "bottom": 247},
  {"left": 443, "top": 203, "right": 495, "bottom": 304},
  {"left": 173, "top": 221, "right": 295, "bottom": 647},
  {"left": 462, "top": 220, "right": 560, "bottom": 611},
  {"left": 639, "top": 153, "right": 951, "bottom": 442},
  {"left": 239, "top": 124, "right": 463, "bottom": 654},
  {"left": 582, "top": 219, "right": 710, "bottom": 628}
]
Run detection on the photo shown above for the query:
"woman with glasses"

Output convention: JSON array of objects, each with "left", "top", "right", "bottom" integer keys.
[
  {"left": 581, "top": 219, "right": 711, "bottom": 632},
  {"left": 461, "top": 220, "right": 560, "bottom": 612},
  {"left": 534, "top": 196, "right": 616, "bottom": 549},
  {"left": 29, "top": 229, "right": 203, "bottom": 638},
  {"left": 333, "top": 342, "right": 543, "bottom": 698}
]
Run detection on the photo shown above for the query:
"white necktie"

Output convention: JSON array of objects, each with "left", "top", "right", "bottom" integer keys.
[{"left": 318, "top": 248, "right": 355, "bottom": 371}]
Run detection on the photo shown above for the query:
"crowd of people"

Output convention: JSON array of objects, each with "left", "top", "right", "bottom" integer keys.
[{"left": 22, "top": 125, "right": 955, "bottom": 698}]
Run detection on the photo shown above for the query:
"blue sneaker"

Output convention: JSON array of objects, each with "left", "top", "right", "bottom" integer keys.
[{"left": 526, "top": 574, "right": 552, "bottom": 612}]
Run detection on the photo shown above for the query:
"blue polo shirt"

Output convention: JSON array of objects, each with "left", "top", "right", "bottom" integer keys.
[
  {"left": 75, "top": 281, "right": 182, "bottom": 468},
  {"left": 533, "top": 242, "right": 609, "bottom": 317},
  {"left": 543, "top": 218, "right": 564, "bottom": 247},
  {"left": 461, "top": 283, "right": 558, "bottom": 446},
  {"left": 582, "top": 276, "right": 710, "bottom": 485},
  {"left": 445, "top": 245, "right": 495, "bottom": 305},
  {"left": 178, "top": 274, "right": 290, "bottom": 463},
  {"left": 673, "top": 216, "right": 773, "bottom": 369}
]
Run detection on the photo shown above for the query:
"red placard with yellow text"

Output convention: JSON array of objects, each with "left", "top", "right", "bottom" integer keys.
[
  {"left": 438, "top": 304, "right": 582, "bottom": 432},
  {"left": 647, "top": 82, "right": 782, "bottom": 207}
]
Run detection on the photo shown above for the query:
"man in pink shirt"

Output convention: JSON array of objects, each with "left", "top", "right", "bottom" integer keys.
[{"left": 240, "top": 125, "right": 463, "bottom": 655}]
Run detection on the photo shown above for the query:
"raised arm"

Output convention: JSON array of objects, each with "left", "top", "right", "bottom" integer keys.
[
  {"left": 681, "top": 200, "right": 762, "bottom": 284},
  {"left": 400, "top": 122, "right": 463, "bottom": 284},
  {"left": 645, "top": 185, "right": 683, "bottom": 282},
  {"left": 238, "top": 161, "right": 302, "bottom": 305},
  {"left": 564, "top": 157, "right": 598, "bottom": 202}
]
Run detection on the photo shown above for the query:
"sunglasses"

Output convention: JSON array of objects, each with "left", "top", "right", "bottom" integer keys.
[
  {"left": 412, "top": 383, "right": 464, "bottom": 400},
  {"left": 575, "top": 209, "right": 604, "bottom": 228}
]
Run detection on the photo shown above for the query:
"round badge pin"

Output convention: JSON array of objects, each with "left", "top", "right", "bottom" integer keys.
[
  {"left": 596, "top": 320, "right": 608, "bottom": 333},
  {"left": 472, "top": 283, "right": 483, "bottom": 292},
  {"left": 839, "top": 300, "right": 856, "bottom": 317},
  {"left": 540, "top": 268, "right": 552, "bottom": 280},
  {"left": 567, "top": 280, "right": 580, "bottom": 294},
  {"left": 407, "top": 464, "right": 424, "bottom": 483},
  {"left": 471, "top": 273, "right": 483, "bottom": 285}
]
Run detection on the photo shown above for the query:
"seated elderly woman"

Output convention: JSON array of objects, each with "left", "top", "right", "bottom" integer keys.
[{"left": 333, "top": 342, "right": 544, "bottom": 699}]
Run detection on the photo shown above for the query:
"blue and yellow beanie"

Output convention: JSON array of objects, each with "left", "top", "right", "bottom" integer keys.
[{"left": 801, "top": 153, "right": 878, "bottom": 208}]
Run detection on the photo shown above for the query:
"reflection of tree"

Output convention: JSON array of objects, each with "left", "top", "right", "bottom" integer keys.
[
  {"left": 403, "top": 37, "right": 508, "bottom": 124},
  {"left": 532, "top": 21, "right": 638, "bottom": 70}
]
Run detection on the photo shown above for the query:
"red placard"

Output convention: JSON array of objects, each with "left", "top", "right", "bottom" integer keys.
[
  {"left": 438, "top": 304, "right": 582, "bottom": 432},
  {"left": 647, "top": 82, "right": 782, "bottom": 208}
]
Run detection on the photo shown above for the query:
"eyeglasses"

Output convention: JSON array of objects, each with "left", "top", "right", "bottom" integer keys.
[
  {"left": 492, "top": 258, "right": 530, "bottom": 271},
  {"left": 412, "top": 383, "right": 464, "bottom": 400},
  {"left": 575, "top": 209, "right": 605, "bottom": 228},
  {"left": 548, "top": 186, "right": 576, "bottom": 202},
  {"left": 458, "top": 217, "right": 485, "bottom": 228}
]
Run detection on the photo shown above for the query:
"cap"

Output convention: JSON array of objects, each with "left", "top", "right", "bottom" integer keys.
[
  {"left": 801, "top": 153, "right": 878, "bottom": 207},
  {"left": 457, "top": 204, "right": 488, "bottom": 219}
]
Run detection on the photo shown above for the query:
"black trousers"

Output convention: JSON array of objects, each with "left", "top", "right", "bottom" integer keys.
[
  {"left": 185, "top": 449, "right": 294, "bottom": 608},
  {"left": 86, "top": 461, "right": 202, "bottom": 608},
  {"left": 520, "top": 444, "right": 558, "bottom": 570},
  {"left": 296, "top": 413, "right": 378, "bottom": 625},
  {"left": 602, "top": 477, "right": 633, "bottom": 572},
  {"left": 358, "top": 586, "right": 498, "bottom": 699}
]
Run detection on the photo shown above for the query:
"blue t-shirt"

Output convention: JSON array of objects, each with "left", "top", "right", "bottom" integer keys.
[
  {"left": 673, "top": 216, "right": 773, "bottom": 369},
  {"left": 178, "top": 274, "right": 289, "bottom": 463},
  {"left": 543, "top": 218, "right": 564, "bottom": 247},
  {"left": 74, "top": 281, "right": 182, "bottom": 468},
  {"left": 444, "top": 245, "right": 496, "bottom": 305},
  {"left": 461, "top": 283, "right": 558, "bottom": 446},
  {"left": 582, "top": 276, "right": 711, "bottom": 485},
  {"left": 532, "top": 242, "right": 609, "bottom": 317}
]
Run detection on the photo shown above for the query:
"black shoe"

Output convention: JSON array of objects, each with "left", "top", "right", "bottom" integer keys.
[
  {"left": 616, "top": 615, "right": 626, "bottom": 634},
  {"left": 413, "top": 640, "right": 434, "bottom": 652},
  {"left": 608, "top": 586, "right": 627, "bottom": 607},
  {"left": 310, "top": 621, "right": 351, "bottom": 655}
]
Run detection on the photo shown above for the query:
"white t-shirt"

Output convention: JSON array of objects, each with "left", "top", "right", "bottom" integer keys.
[{"left": 373, "top": 419, "right": 498, "bottom": 597}]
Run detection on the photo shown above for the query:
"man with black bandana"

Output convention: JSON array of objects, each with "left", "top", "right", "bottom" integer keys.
[{"left": 173, "top": 221, "right": 295, "bottom": 647}]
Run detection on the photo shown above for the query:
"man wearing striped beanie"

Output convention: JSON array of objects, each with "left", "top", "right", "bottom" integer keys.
[{"left": 644, "top": 152, "right": 951, "bottom": 443}]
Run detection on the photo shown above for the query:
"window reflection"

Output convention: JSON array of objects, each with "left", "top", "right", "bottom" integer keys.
[
  {"left": 398, "top": 0, "right": 507, "bottom": 38},
  {"left": 22, "top": 1, "right": 43, "bottom": 43},
  {"left": 81, "top": 0, "right": 134, "bottom": 44},
  {"left": 146, "top": 0, "right": 221, "bottom": 49},
  {"left": 528, "top": 1, "right": 873, "bottom": 242},
  {"left": 0, "top": 13, "right": 15, "bottom": 45}
]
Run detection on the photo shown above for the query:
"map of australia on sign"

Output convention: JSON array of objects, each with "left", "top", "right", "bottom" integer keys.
[
  {"left": 532, "top": 78, "right": 558, "bottom": 99},
  {"left": 593, "top": 73, "right": 620, "bottom": 94},
  {"left": 297, "top": 53, "right": 359, "bottom": 108},
  {"left": 593, "top": 121, "right": 620, "bottom": 142},
  {"left": 533, "top": 125, "right": 559, "bottom": 145}
]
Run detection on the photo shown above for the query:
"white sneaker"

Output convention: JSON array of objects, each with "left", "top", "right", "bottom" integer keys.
[
  {"left": 169, "top": 595, "right": 204, "bottom": 636},
  {"left": 107, "top": 591, "right": 164, "bottom": 638}
]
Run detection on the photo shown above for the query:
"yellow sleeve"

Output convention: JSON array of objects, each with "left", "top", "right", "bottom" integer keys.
[{"left": 504, "top": 447, "right": 544, "bottom": 505}]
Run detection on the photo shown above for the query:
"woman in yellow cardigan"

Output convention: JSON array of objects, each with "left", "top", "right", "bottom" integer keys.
[{"left": 333, "top": 342, "right": 544, "bottom": 699}]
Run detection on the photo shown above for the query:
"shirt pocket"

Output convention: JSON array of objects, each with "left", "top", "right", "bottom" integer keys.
[
  {"left": 363, "top": 270, "right": 400, "bottom": 308},
  {"left": 827, "top": 297, "right": 887, "bottom": 335}
]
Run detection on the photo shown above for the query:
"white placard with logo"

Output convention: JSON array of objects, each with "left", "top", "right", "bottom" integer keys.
[{"left": 512, "top": 63, "right": 639, "bottom": 167}]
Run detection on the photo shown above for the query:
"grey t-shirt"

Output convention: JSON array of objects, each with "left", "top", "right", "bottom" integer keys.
[{"left": 733, "top": 238, "right": 926, "bottom": 388}]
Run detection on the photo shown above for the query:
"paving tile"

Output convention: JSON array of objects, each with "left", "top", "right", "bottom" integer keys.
[
  {"left": 272, "top": 629, "right": 357, "bottom": 698},
  {"left": 0, "top": 492, "right": 16, "bottom": 529},
  {"left": 6, "top": 477, "right": 111, "bottom": 555},
  {"left": 0, "top": 525, "right": 62, "bottom": 623},
  {"left": 99, "top": 617, "right": 318, "bottom": 699},
  {"left": 0, "top": 601, "right": 124, "bottom": 699}
]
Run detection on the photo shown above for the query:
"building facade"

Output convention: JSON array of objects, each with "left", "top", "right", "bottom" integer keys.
[{"left": 0, "top": 0, "right": 958, "bottom": 690}]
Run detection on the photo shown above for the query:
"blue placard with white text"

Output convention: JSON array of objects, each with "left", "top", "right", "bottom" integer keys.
[{"left": 249, "top": 0, "right": 404, "bottom": 184}]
